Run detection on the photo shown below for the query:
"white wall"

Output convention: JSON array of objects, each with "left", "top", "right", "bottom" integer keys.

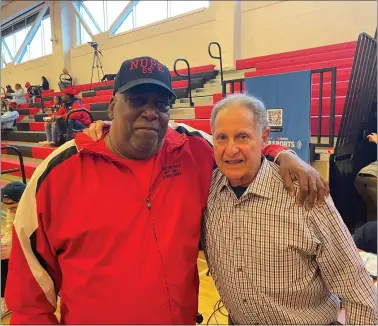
[{"left": 240, "top": 0, "right": 376, "bottom": 58}]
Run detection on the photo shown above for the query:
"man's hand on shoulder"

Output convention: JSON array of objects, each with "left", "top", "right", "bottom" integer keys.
[
  {"left": 276, "top": 151, "right": 329, "bottom": 210},
  {"left": 83, "top": 120, "right": 111, "bottom": 142}
]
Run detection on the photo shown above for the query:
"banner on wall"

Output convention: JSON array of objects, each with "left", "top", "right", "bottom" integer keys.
[{"left": 244, "top": 71, "right": 311, "bottom": 162}]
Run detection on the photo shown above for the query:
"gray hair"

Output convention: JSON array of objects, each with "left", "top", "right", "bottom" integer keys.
[{"left": 210, "top": 93, "right": 269, "bottom": 134}]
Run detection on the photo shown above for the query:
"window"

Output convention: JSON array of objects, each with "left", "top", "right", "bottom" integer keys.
[
  {"left": 135, "top": 1, "right": 168, "bottom": 28},
  {"left": 116, "top": 12, "right": 134, "bottom": 34},
  {"left": 77, "top": 0, "right": 130, "bottom": 44},
  {"left": 76, "top": 1, "right": 209, "bottom": 39},
  {"left": 0, "top": 7, "right": 52, "bottom": 64},
  {"left": 114, "top": 0, "right": 209, "bottom": 35}
]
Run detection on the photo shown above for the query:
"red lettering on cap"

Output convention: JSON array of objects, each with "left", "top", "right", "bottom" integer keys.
[
  {"left": 140, "top": 58, "right": 148, "bottom": 68},
  {"left": 157, "top": 63, "right": 164, "bottom": 72},
  {"left": 130, "top": 60, "right": 139, "bottom": 70},
  {"left": 150, "top": 60, "right": 157, "bottom": 68}
]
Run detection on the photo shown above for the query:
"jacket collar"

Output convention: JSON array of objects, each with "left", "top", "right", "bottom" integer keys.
[{"left": 74, "top": 126, "right": 188, "bottom": 165}]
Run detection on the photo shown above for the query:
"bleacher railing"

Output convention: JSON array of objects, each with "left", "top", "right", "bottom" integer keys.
[
  {"left": 1, "top": 146, "right": 27, "bottom": 184},
  {"left": 222, "top": 78, "right": 244, "bottom": 97},
  {"left": 66, "top": 108, "right": 94, "bottom": 133},
  {"left": 208, "top": 42, "right": 224, "bottom": 85},
  {"left": 31, "top": 85, "right": 46, "bottom": 113},
  {"left": 174, "top": 58, "right": 194, "bottom": 107},
  {"left": 1, "top": 87, "right": 7, "bottom": 114},
  {"left": 60, "top": 73, "right": 73, "bottom": 88},
  {"left": 309, "top": 67, "right": 337, "bottom": 161}
]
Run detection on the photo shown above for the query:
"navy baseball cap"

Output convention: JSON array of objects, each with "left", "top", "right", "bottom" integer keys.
[
  {"left": 113, "top": 56, "right": 176, "bottom": 100},
  {"left": 1, "top": 181, "right": 26, "bottom": 203}
]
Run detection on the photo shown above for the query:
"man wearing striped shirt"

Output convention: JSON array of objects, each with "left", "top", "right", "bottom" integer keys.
[{"left": 202, "top": 94, "right": 377, "bottom": 325}]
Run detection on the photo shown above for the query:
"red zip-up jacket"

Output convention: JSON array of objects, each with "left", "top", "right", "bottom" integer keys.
[
  {"left": 55, "top": 101, "right": 91, "bottom": 126},
  {"left": 6, "top": 124, "right": 286, "bottom": 324}
]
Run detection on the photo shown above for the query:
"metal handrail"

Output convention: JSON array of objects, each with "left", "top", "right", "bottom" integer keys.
[
  {"left": 1, "top": 146, "right": 27, "bottom": 184},
  {"left": 222, "top": 78, "right": 245, "bottom": 97},
  {"left": 1, "top": 87, "right": 7, "bottom": 113},
  {"left": 174, "top": 58, "right": 194, "bottom": 107},
  {"left": 66, "top": 108, "right": 94, "bottom": 133},
  {"left": 59, "top": 73, "right": 73, "bottom": 87},
  {"left": 208, "top": 41, "right": 223, "bottom": 85},
  {"left": 31, "top": 85, "right": 46, "bottom": 113}
]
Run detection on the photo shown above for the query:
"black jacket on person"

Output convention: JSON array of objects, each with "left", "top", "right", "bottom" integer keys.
[{"left": 42, "top": 79, "right": 49, "bottom": 90}]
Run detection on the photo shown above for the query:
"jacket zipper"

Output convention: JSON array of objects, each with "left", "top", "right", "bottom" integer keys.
[{"left": 146, "top": 198, "right": 151, "bottom": 210}]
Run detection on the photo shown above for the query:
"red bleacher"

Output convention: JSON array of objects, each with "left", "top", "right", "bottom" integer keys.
[
  {"left": 170, "top": 64, "right": 215, "bottom": 76},
  {"left": 236, "top": 41, "right": 357, "bottom": 70},
  {"left": 1, "top": 157, "right": 39, "bottom": 179},
  {"left": 81, "top": 95, "right": 111, "bottom": 104},
  {"left": 244, "top": 58, "right": 353, "bottom": 78}
]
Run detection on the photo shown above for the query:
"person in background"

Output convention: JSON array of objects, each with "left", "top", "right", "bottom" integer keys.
[
  {"left": 5, "top": 85, "right": 14, "bottom": 100},
  {"left": 1, "top": 105, "right": 19, "bottom": 129},
  {"left": 1, "top": 181, "right": 27, "bottom": 318},
  {"left": 355, "top": 132, "right": 377, "bottom": 222},
  {"left": 353, "top": 221, "right": 377, "bottom": 254},
  {"left": 6, "top": 84, "right": 26, "bottom": 106},
  {"left": 5, "top": 56, "right": 328, "bottom": 325},
  {"left": 52, "top": 87, "right": 89, "bottom": 145},
  {"left": 41, "top": 76, "right": 49, "bottom": 90},
  {"left": 202, "top": 94, "right": 377, "bottom": 325},
  {"left": 58, "top": 68, "right": 74, "bottom": 90},
  {"left": 51, "top": 95, "right": 62, "bottom": 113},
  {"left": 39, "top": 96, "right": 62, "bottom": 146}
]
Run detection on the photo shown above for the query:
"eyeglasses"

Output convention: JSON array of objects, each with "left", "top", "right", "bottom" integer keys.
[
  {"left": 124, "top": 95, "right": 170, "bottom": 113},
  {"left": 1, "top": 199, "right": 17, "bottom": 205}
]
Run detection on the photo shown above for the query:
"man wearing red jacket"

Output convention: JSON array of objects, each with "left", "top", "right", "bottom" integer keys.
[
  {"left": 6, "top": 56, "right": 328, "bottom": 324},
  {"left": 52, "top": 87, "right": 90, "bottom": 146}
]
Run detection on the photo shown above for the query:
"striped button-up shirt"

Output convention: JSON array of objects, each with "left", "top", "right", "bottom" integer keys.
[{"left": 202, "top": 157, "right": 377, "bottom": 325}]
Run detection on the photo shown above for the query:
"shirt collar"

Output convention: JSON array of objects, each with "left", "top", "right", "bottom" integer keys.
[{"left": 218, "top": 156, "right": 274, "bottom": 199}]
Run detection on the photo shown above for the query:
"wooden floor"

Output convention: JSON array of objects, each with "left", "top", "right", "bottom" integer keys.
[{"left": 1, "top": 251, "right": 228, "bottom": 325}]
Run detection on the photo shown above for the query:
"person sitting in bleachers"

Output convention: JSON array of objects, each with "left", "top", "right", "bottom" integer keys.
[
  {"left": 58, "top": 68, "right": 74, "bottom": 90},
  {"left": 355, "top": 133, "right": 377, "bottom": 222},
  {"left": 25, "top": 82, "right": 41, "bottom": 104},
  {"left": 41, "top": 76, "right": 49, "bottom": 90},
  {"left": 1, "top": 181, "right": 26, "bottom": 318},
  {"left": 39, "top": 96, "right": 62, "bottom": 146},
  {"left": 6, "top": 84, "right": 26, "bottom": 107},
  {"left": 1, "top": 105, "right": 19, "bottom": 129},
  {"left": 5, "top": 85, "right": 14, "bottom": 100},
  {"left": 51, "top": 87, "right": 90, "bottom": 146}
]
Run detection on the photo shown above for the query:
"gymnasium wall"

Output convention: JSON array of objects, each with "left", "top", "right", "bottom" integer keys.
[
  {"left": 1, "top": 0, "right": 376, "bottom": 90},
  {"left": 241, "top": 0, "right": 376, "bottom": 58}
]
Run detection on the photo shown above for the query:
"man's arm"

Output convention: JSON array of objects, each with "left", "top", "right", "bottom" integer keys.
[
  {"left": 83, "top": 121, "right": 329, "bottom": 207},
  {"left": 309, "top": 197, "right": 377, "bottom": 325},
  {"left": 5, "top": 174, "right": 61, "bottom": 324}
]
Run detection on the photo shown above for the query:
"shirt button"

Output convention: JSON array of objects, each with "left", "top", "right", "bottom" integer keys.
[
  {"left": 243, "top": 299, "right": 247, "bottom": 303},
  {"left": 237, "top": 267, "right": 243, "bottom": 272}
]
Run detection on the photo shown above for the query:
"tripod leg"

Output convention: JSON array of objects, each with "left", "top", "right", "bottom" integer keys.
[
  {"left": 96, "top": 55, "right": 100, "bottom": 83},
  {"left": 96, "top": 53, "right": 106, "bottom": 80},
  {"left": 90, "top": 53, "right": 97, "bottom": 90}
]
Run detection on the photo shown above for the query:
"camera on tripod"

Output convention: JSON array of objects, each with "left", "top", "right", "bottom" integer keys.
[{"left": 88, "top": 41, "right": 99, "bottom": 51}]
